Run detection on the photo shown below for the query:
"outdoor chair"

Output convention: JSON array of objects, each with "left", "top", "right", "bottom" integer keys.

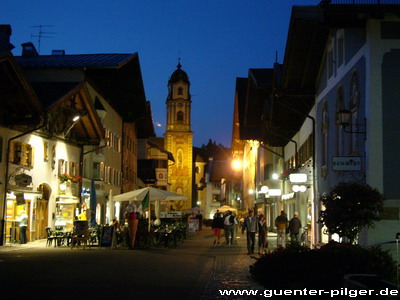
[{"left": 45, "top": 227, "right": 56, "bottom": 247}]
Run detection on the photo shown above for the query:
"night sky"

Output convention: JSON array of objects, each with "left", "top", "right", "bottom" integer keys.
[{"left": 2, "top": 0, "right": 321, "bottom": 147}]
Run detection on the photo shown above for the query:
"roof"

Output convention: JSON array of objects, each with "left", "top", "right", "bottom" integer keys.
[
  {"left": 15, "top": 53, "right": 134, "bottom": 69},
  {"left": 0, "top": 52, "right": 43, "bottom": 125},
  {"left": 169, "top": 62, "right": 190, "bottom": 84},
  {"left": 30, "top": 82, "right": 82, "bottom": 109}
]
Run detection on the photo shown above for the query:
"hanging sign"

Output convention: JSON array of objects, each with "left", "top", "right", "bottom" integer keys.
[{"left": 332, "top": 156, "right": 361, "bottom": 171}]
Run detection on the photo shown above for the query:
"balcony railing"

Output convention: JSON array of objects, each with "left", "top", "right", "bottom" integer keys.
[{"left": 326, "top": 0, "right": 400, "bottom": 4}]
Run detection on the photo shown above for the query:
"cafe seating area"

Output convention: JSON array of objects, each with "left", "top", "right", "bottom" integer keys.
[{"left": 44, "top": 219, "right": 190, "bottom": 250}]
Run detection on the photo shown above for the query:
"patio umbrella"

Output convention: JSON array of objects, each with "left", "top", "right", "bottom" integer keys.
[
  {"left": 113, "top": 187, "right": 188, "bottom": 202},
  {"left": 217, "top": 205, "right": 237, "bottom": 214},
  {"left": 89, "top": 179, "right": 97, "bottom": 227}
]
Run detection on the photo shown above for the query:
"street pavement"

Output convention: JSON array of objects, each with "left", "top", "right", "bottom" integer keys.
[{"left": 0, "top": 226, "right": 274, "bottom": 299}]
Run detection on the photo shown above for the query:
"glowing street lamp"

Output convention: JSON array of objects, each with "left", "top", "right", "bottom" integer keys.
[{"left": 231, "top": 159, "right": 243, "bottom": 171}]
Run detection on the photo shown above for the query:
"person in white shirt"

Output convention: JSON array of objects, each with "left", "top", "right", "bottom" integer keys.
[{"left": 19, "top": 210, "right": 28, "bottom": 244}]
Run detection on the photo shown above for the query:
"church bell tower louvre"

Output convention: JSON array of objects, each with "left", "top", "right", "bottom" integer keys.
[{"left": 164, "top": 59, "right": 193, "bottom": 211}]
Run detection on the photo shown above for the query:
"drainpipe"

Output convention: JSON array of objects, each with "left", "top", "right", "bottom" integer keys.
[{"left": 1, "top": 121, "right": 47, "bottom": 246}]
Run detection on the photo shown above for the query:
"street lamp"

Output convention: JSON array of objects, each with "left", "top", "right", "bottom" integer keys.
[{"left": 337, "top": 109, "right": 366, "bottom": 134}]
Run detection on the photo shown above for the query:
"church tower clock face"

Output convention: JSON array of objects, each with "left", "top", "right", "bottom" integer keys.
[{"left": 164, "top": 60, "right": 193, "bottom": 210}]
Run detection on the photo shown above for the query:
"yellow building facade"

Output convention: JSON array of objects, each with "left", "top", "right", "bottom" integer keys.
[{"left": 164, "top": 61, "right": 193, "bottom": 211}]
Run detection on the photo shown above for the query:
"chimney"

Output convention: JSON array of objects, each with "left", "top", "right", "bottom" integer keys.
[
  {"left": 0, "top": 24, "right": 14, "bottom": 53},
  {"left": 21, "top": 42, "right": 39, "bottom": 57},
  {"left": 52, "top": 50, "right": 65, "bottom": 55}
]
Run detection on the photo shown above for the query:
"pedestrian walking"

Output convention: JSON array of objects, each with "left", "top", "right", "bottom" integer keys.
[
  {"left": 242, "top": 209, "right": 258, "bottom": 254},
  {"left": 275, "top": 210, "right": 288, "bottom": 248},
  {"left": 224, "top": 210, "right": 236, "bottom": 245},
  {"left": 18, "top": 210, "right": 28, "bottom": 244},
  {"left": 289, "top": 211, "right": 302, "bottom": 243},
  {"left": 196, "top": 211, "right": 203, "bottom": 230},
  {"left": 257, "top": 214, "right": 268, "bottom": 255},
  {"left": 211, "top": 210, "right": 224, "bottom": 245}
]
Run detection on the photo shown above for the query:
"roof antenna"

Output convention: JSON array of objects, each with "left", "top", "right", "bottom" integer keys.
[{"left": 31, "top": 25, "right": 56, "bottom": 54}]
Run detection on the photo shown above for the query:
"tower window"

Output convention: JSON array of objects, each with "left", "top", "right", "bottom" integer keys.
[
  {"left": 177, "top": 111, "right": 184, "bottom": 122},
  {"left": 178, "top": 87, "right": 183, "bottom": 95}
]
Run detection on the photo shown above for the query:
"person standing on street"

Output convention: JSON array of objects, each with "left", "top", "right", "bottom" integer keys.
[
  {"left": 196, "top": 211, "right": 203, "bottom": 230},
  {"left": 275, "top": 210, "right": 288, "bottom": 248},
  {"left": 224, "top": 210, "right": 235, "bottom": 245},
  {"left": 19, "top": 210, "right": 28, "bottom": 244},
  {"left": 257, "top": 214, "right": 268, "bottom": 255},
  {"left": 211, "top": 210, "right": 224, "bottom": 246},
  {"left": 242, "top": 209, "right": 258, "bottom": 255},
  {"left": 289, "top": 211, "right": 302, "bottom": 243}
]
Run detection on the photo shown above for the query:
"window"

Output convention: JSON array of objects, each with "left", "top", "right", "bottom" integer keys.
[
  {"left": 348, "top": 71, "right": 360, "bottom": 155},
  {"left": 337, "top": 35, "right": 344, "bottom": 67},
  {"left": 93, "top": 162, "right": 100, "bottom": 179},
  {"left": 43, "top": 141, "right": 48, "bottom": 162},
  {"left": 212, "top": 194, "right": 220, "bottom": 202},
  {"left": 177, "top": 111, "right": 184, "bottom": 122},
  {"left": 327, "top": 39, "right": 334, "bottom": 78},
  {"left": 336, "top": 86, "right": 345, "bottom": 156},
  {"left": 178, "top": 87, "right": 183, "bottom": 95},
  {"left": 212, "top": 182, "right": 220, "bottom": 189},
  {"left": 321, "top": 101, "right": 329, "bottom": 175}
]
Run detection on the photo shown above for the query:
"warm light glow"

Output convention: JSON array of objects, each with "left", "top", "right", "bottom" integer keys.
[
  {"left": 248, "top": 189, "right": 254, "bottom": 195},
  {"left": 196, "top": 201, "right": 201, "bottom": 205},
  {"left": 292, "top": 185, "right": 300, "bottom": 192},
  {"left": 289, "top": 173, "right": 308, "bottom": 183},
  {"left": 60, "top": 183, "right": 66, "bottom": 191},
  {"left": 260, "top": 186, "right": 269, "bottom": 194},
  {"left": 72, "top": 115, "right": 80, "bottom": 122},
  {"left": 231, "top": 159, "right": 243, "bottom": 171},
  {"left": 272, "top": 173, "right": 279, "bottom": 180}
]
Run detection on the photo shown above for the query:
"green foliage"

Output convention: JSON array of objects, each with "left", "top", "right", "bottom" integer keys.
[
  {"left": 318, "top": 182, "right": 384, "bottom": 243},
  {"left": 250, "top": 241, "right": 396, "bottom": 289}
]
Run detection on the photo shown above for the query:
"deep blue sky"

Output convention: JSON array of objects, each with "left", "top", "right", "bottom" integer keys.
[{"left": 2, "top": 0, "right": 320, "bottom": 147}]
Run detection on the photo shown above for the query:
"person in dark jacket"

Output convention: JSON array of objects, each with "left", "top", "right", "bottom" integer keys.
[
  {"left": 275, "top": 210, "right": 288, "bottom": 247},
  {"left": 288, "top": 211, "right": 302, "bottom": 242},
  {"left": 211, "top": 210, "right": 224, "bottom": 245}
]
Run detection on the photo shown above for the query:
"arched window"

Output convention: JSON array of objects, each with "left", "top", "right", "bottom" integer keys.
[
  {"left": 335, "top": 86, "right": 345, "bottom": 156},
  {"left": 177, "top": 111, "right": 184, "bottom": 122},
  {"left": 177, "top": 87, "right": 183, "bottom": 95}
]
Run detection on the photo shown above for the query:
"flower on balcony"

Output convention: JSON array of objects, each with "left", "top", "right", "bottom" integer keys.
[
  {"left": 279, "top": 167, "right": 296, "bottom": 180},
  {"left": 59, "top": 173, "right": 82, "bottom": 183}
]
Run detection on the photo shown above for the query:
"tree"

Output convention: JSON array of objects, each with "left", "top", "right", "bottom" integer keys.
[{"left": 318, "top": 181, "right": 384, "bottom": 243}]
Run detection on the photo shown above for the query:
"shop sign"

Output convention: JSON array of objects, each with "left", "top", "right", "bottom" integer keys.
[
  {"left": 332, "top": 156, "right": 361, "bottom": 171},
  {"left": 160, "top": 211, "right": 182, "bottom": 218}
]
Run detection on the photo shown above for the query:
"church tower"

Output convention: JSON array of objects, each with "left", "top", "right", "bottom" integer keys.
[{"left": 164, "top": 60, "right": 193, "bottom": 211}]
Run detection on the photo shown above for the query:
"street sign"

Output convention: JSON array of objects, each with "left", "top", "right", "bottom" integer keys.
[{"left": 332, "top": 156, "right": 361, "bottom": 171}]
